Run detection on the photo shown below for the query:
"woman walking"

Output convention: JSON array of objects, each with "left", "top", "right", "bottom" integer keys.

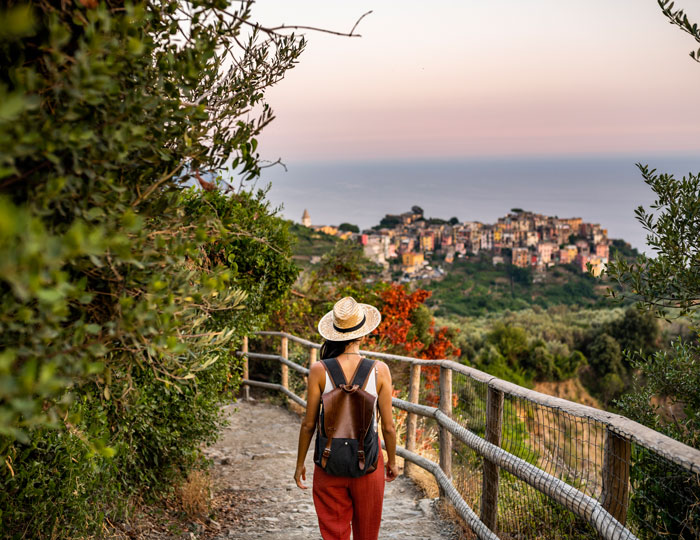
[{"left": 294, "top": 296, "right": 399, "bottom": 540}]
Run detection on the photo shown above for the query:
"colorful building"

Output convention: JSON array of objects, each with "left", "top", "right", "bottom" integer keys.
[
  {"left": 587, "top": 255, "right": 606, "bottom": 277},
  {"left": 314, "top": 225, "right": 338, "bottom": 236},
  {"left": 420, "top": 234, "right": 435, "bottom": 252},
  {"left": 512, "top": 247, "right": 530, "bottom": 268},
  {"left": 558, "top": 245, "right": 578, "bottom": 264},
  {"left": 537, "top": 242, "right": 555, "bottom": 264},
  {"left": 402, "top": 252, "right": 425, "bottom": 273},
  {"left": 595, "top": 243, "right": 610, "bottom": 259}
]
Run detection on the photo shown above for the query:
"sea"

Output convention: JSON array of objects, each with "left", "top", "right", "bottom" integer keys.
[{"left": 252, "top": 154, "right": 700, "bottom": 253}]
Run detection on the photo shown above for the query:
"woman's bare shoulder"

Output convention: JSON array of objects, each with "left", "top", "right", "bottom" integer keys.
[
  {"left": 309, "top": 361, "right": 326, "bottom": 378},
  {"left": 308, "top": 361, "right": 327, "bottom": 392},
  {"left": 374, "top": 360, "right": 392, "bottom": 379}
]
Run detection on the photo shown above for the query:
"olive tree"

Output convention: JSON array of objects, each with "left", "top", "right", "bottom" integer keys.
[{"left": 605, "top": 2, "right": 700, "bottom": 535}]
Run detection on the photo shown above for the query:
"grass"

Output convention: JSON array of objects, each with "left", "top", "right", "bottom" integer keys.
[{"left": 177, "top": 470, "right": 211, "bottom": 519}]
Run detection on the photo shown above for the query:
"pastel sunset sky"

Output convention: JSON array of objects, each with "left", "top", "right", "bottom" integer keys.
[{"left": 252, "top": 0, "right": 700, "bottom": 162}]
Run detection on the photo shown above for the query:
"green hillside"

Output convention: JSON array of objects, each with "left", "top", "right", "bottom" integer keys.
[
  {"left": 425, "top": 255, "right": 619, "bottom": 317},
  {"left": 289, "top": 223, "right": 341, "bottom": 267}
]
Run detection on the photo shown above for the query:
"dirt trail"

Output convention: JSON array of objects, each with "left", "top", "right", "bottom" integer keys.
[{"left": 204, "top": 400, "right": 459, "bottom": 540}]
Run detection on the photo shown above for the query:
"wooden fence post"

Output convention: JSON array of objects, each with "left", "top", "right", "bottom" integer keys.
[
  {"left": 241, "top": 336, "right": 249, "bottom": 401},
  {"left": 439, "top": 366, "right": 453, "bottom": 495},
  {"left": 480, "top": 386, "right": 504, "bottom": 532},
  {"left": 280, "top": 336, "right": 289, "bottom": 405},
  {"left": 302, "top": 347, "right": 317, "bottom": 401},
  {"left": 602, "top": 428, "right": 631, "bottom": 525},
  {"left": 404, "top": 362, "right": 422, "bottom": 477}
]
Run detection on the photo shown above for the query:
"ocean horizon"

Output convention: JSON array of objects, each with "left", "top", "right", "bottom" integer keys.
[{"left": 255, "top": 153, "right": 700, "bottom": 252}]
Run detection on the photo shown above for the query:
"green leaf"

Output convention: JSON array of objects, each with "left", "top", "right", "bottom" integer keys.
[
  {"left": 0, "top": 4, "right": 37, "bottom": 40},
  {"left": 36, "top": 288, "right": 64, "bottom": 304},
  {"left": 85, "top": 324, "right": 101, "bottom": 335}
]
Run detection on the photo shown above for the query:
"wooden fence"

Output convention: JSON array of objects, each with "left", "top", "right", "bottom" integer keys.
[{"left": 239, "top": 331, "right": 700, "bottom": 540}]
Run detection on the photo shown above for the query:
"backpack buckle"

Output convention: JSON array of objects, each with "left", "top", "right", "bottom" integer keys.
[{"left": 357, "top": 450, "right": 365, "bottom": 459}]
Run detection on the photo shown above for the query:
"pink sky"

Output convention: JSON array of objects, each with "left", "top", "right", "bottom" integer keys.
[{"left": 252, "top": 1, "right": 700, "bottom": 162}]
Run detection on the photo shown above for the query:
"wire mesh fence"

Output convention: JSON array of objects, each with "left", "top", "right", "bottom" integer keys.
[
  {"left": 452, "top": 371, "right": 488, "bottom": 520},
  {"left": 242, "top": 333, "right": 700, "bottom": 540},
  {"left": 626, "top": 439, "right": 700, "bottom": 538},
  {"left": 436, "top": 367, "right": 699, "bottom": 539},
  {"left": 415, "top": 364, "right": 441, "bottom": 463},
  {"left": 495, "top": 394, "right": 600, "bottom": 539}
]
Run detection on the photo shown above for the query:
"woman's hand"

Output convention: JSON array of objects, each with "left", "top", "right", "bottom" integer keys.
[
  {"left": 294, "top": 464, "right": 307, "bottom": 489},
  {"left": 385, "top": 461, "right": 399, "bottom": 482}
]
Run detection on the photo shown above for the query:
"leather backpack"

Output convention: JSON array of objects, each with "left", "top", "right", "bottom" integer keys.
[{"left": 313, "top": 357, "right": 380, "bottom": 477}]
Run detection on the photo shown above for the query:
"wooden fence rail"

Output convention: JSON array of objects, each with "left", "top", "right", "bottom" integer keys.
[{"left": 240, "top": 331, "right": 700, "bottom": 540}]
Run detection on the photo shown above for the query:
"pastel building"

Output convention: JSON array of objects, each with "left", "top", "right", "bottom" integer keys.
[
  {"left": 315, "top": 225, "right": 338, "bottom": 236},
  {"left": 398, "top": 236, "right": 415, "bottom": 254},
  {"left": 420, "top": 234, "right": 435, "bottom": 252},
  {"left": 558, "top": 245, "right": 578, "bottom": 264},
  {"left": 512, "top": 247, "right": 530, "bottom": 268},
  {"left": 588, "top": 256, "right": 607, "bottom": 277},
  {"left": 402, "top": 252, "right": 425, "bottom": 274},
  {"left": 537, "top": 242, "right": 556, "bottom": 264},
  {"left": 363, "top": 235, "right": 390, "bottom": 268},
  {"left": 595, "top": 243, "right": 610, "bottom": 259},
  {"left": 525, "top": 231, "right": 539, "bottom": 247},
  {"left": 480, "top": 231, "right": 493, "bottom": 251},
  {"left": 575, "top": 239, "right": 590, "bottom": 255}
]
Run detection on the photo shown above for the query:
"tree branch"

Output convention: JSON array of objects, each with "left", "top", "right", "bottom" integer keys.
[
  {"left": 242, "top": 10, "right": 373, "bottom": 38},
  {"left": 131, "top": 163, "right": 185, "bottom": 207}
]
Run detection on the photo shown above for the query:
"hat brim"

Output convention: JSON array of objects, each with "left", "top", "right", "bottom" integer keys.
[{"left": 317, "top": 303, "right": 382, "bottom": 341}]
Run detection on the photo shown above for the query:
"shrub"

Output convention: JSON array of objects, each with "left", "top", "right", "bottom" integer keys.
[{"left": 0, "top": 0, "right": 302, "bottom": 536}]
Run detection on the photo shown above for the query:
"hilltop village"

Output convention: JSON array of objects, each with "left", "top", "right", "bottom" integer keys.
[{"left": 301, "top": 206, "right": 612, "bottom": 280}]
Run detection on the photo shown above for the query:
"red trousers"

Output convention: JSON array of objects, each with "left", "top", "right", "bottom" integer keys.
[{"left": 312, "top": 449, "right": 385, "bottom": 540}]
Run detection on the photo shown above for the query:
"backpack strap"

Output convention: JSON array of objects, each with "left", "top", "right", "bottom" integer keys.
[
  {"left": 319, "top": 358, "right": 342, "bottom": 468},
  {"left": 321, "top": 357, "right": 347, "bottom": 388},
  {"left": 353, "top": 358, "right": 376, "bottom": 470},
  {"left": 351, "top": 358, "right": 376, "bottom": 390}
]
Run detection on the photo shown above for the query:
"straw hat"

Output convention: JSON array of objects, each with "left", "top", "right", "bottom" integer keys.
[{"left": 318, "top": 296, "right": 381, "bottom": 341}]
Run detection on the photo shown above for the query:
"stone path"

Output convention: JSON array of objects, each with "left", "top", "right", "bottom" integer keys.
[{"left": 204, "top": 400, "right": 459, "bottom": 540}]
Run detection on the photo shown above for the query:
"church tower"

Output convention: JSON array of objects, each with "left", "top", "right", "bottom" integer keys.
[{"left": 302, "top": 209, "right": 311, "bottom": 227}]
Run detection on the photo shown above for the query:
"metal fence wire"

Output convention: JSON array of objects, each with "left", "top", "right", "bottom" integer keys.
[
  {"left": 495, "top": 394, "right": 601, "bottom": 539},
  {"left": 241, "top": 333, "right": 700, "bottom": 540},
  {"left": 452, "top": 372, "right": 488, "bottom": 518}
]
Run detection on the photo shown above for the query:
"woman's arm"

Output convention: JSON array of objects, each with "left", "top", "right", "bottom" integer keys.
[
  {"left": 294, "top": 362, "right": 324, "bottom": 489},
  {"left": 376, "top": 361, "right": 399, "bottom": 482}
]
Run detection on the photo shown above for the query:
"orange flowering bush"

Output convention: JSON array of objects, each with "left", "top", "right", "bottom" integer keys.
[{"left": 373, "top": 284, "right": 460, "bottom": 406}]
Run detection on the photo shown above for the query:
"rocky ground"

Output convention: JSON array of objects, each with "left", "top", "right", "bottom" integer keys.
[{"left": 203, "top": 399, "right": 461, "bottom": 540}]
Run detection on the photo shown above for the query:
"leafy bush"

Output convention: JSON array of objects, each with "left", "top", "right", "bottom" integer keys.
[
  {"left": 617, "top": 340, "right": 700, "bottom": 538},
  {"left": 0, "top": 0, "right": 301, "bottom": 536}
]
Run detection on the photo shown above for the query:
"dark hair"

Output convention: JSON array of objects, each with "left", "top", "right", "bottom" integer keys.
[{"left": 320, "top": 338, "right": 360, "bottom": 360}]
